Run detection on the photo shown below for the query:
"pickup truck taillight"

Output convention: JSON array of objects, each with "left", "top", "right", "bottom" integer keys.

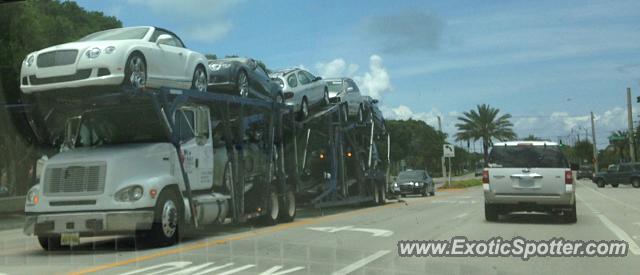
[
  {"left": 565, "top": 170, "right": 573, "bottom": 184},
  {"left": 482, "top": 169, "right": 489, "bottom": 183}
]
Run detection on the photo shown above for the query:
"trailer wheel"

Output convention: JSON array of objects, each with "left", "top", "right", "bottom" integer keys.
[
  {"left": 145, "top": 189, "right": 180, "bottom": 246},
  {"left": 279, "top": 189, "right": 296, "bottom": 222},
  {"left": 38, "top": 235, "right": 62, "bottom": 251},
  {"left": 261, "top": 189, "right": 280, "bottom": 225}
]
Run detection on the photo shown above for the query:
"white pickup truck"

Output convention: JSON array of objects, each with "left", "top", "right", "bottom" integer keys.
[
  {"left": 23, "top": 103, "right": 291, "bottom": 250},
  {"left": 483, "top": 141, "right": 577, "bottom": 223}
]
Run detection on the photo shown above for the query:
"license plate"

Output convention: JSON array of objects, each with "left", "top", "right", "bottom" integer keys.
[{"left": 61, "top": 232, "right": 80, "bottom": 246}]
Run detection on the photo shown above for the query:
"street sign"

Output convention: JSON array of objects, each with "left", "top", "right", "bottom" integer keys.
[{"left": 443, "top": 144, "right": 455, "bottom": 158}]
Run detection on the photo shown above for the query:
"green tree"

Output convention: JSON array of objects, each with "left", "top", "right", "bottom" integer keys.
[
  {"left": 574, "top": 140, "right": 594, "bottom": 164},
  {"left": 455, "top": 104, "right": 516, "bottom": 163},
  {"left": 386, "top": 119, "right": 447, "bottom": 176},
  {"left": 609, "top": 130, "right": 629, "bottom": 162}
]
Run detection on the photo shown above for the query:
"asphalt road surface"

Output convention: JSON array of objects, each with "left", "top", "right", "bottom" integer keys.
[{"left": 1, "top": 179, "right": 639, "bottom": 275}]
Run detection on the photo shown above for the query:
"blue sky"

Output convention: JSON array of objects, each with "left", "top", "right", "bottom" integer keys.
[{"left": 76, "top": 0, "right": 640, "bottom": 150}]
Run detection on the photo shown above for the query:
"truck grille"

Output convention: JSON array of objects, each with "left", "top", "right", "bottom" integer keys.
[
  {"left": 36, "top": 50, "right": 78, "bottom": 68},
  {"left": 44, "top": 163, "right": 106, "bottom": 196}
]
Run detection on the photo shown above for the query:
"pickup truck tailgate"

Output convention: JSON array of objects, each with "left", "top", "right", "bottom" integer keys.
[{"left": 489, "top": 167, "right": 568, "bottom": 196}]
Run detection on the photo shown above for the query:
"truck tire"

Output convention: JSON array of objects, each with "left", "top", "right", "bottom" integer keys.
[
  {"left": 38, "top": 235, "right": 62, "bottom": 251},
  {"left": 261, "top": 190, "right": 280, "bottom": 225},
  {"left": 145, "top": 189, "right": 180, "bottom": 247},
  {"left": 611, "top": 183, "right": 619, "bottom": 188},
  {"left": 633, "top": 179, "right": 640, "bottom": 188},
  {"left": 485, "top": 203, "right": 499, "bottom": 222},
  {"left": 596, "top": 179, "right": 605, "bottom": 188},
  {"left": 564, "top": 202, "right": 577, "bottom": 223},
  {"left": 279, "top": 189, "right": 296, "bottom": 223}
]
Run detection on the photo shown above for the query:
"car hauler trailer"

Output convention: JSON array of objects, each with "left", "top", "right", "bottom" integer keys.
[
  {"left": 22, "top": 86, "right": 294, "bottom": 250},
  {"left": 285, "top": 101, "right": 390, "bottom": 208}
]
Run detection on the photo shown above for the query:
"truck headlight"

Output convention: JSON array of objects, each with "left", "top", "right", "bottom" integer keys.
[
  {"left": 115, "top": 185, "right": 144, "bottom": 202},
  {"left": 26, "top": 186, "right": 40, "bottom": 206},
  {"left": 85, "top": 47, "right": 101, "bottom": 59},
  {"left": 393, "top": 182, "right": 398, "bottom": 187},
  {"left": 414, "top": 182, "right": 419, "bottom": 186}
]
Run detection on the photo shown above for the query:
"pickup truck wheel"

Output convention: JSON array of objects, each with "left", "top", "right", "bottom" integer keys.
[
  {"left": 485, "top": 203, "right": 499, "bottom": 222},
  {"left": 146, "top": 190, "right": 180, "bottom": 246},
  {"left": 596, "top": 179, "right": 605, "bottom": 188},
  {"left": 261, "top": 190, "right": 280, "bottom": 225},
  {"left": 564, "top": 203, "right": 577, "bottom": 223},
  {"left": 611, "top": 183, "right": 619, "bottom": 188},
  {"left": 38, "top": 235, "right": 62, "bottom": 251},
  {"left": 279, "top": 189, "right": 296, "bottom": 223},
  {"left": 632, "top": 179, "right": 640, "bottom": 188}
]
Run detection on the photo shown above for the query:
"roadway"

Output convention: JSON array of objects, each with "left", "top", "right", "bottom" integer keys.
[{"left": 0, "top": 179, "right": 639, "bottom": 274}]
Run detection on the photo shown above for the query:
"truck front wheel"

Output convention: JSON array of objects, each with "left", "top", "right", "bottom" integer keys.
[
  {"left": 38, "top": 235, "right": 62, "bottom": 251},
  {"left": 144, "top": 190, "right": 181, "bottom": 246}
]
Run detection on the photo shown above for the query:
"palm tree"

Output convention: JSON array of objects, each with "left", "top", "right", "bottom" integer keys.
[{"left": 455, "top": 104, "right": 516, "bottom": 163}]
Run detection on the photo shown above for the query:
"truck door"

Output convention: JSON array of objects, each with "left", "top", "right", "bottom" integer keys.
[{"left": 175, "top": 107, "right": 214, "bottom": 191}]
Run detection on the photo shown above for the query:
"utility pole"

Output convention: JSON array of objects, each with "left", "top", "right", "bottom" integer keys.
[
  {"left": 591, "top": 111, "right": 598, "bottom": 173},
  {"left": 438, "top": 116, "right": 446, "bottom": 179},
  {"left": 627, "top": 88, "right": 636, "bottom": 162}
]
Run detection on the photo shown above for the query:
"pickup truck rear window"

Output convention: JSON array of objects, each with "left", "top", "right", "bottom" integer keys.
[{"left": 488, "top": 146, "right": 568, "bottom": 168}]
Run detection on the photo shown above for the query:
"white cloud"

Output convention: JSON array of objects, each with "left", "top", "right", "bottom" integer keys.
[
  {"left": 125, "top": 0, "right": 242, "bottom": 43},
  {"left": 315, "top": 55, "right": 392, "bottom": 99}
]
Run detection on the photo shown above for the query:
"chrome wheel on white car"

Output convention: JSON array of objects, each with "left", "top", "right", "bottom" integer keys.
[
  {"left": 237, "top": 71, "right": 249, "bottom": 97},
  {"left": 192, "top": 67, "right": 207, "bottom": 92},
  {"left": 125, "top": 54, "right": 146, "bottom": 88}
]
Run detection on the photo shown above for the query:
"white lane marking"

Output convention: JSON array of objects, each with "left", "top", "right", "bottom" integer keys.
[
  {"left": 167, "top": 263, "right": 215, "bottom": 275},
  {"left": 120, "top": 261, "right": 192, "bottom": 275},
  {"left": 215, "top": 265, "right": 256, "bottom": 275},
  {"left": 331, "top": 250, "right": 390, "bottom": 275},
  {"left": 307, "top": 226, "right": 393, "bottom": 237},
  {"left": 583, "top": 183, "right": 640, "bottom": 212},
  {"left": 577, "top": 194, "right": 640, "bottom": 255},
  {"left": 453, "top": 213, "right": 469, "bottom": 219},
  {"left": 259, "top": 265, "right": 305, "bottom": 275},
  {"left": 190, "top": 263, "right": 236, "bottom": 275}
]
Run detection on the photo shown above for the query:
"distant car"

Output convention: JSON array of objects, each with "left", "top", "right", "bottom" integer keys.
[
  {"left": 207, "top": 57, "right": 283, "bottom": 102},
  {"left": 592, "top": 163, "right": 640, "bottom": 188},
  {"left": 577, "top": 164, "right": 593, "bottom": 180},
  {"left": 325, "top": 77, "right": 366, "bottom": 122},
  {"left": 270, "top": 68, "right": 328, "bottom": 120},
  {"left": 484, "top": 141, "right": 577, "bottom": 223},
  {"left": 20, "top": 26, "right": 209, "bottom": 93},
  {"left": 393, "top": 170, "right": 435, "bottom": 197}
]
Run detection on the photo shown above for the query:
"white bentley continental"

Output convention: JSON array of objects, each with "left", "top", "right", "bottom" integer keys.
[{"left": 20, "top": 26, "right": 209, "bottom": 93}]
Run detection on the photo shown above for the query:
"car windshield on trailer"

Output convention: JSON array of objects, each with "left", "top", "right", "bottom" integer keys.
[{"left": 78, "top": 27, "right": 150, "bottom": 41}]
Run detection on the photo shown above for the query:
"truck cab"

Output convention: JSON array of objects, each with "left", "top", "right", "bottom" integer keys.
[{"left": 23, "top": 103, "right": 239, "bottom": 249}]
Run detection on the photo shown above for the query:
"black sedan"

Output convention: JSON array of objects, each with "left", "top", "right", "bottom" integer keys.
[
  {"left": 207, "top": 57, "right": 283, "bottom": 103},
  {"left": 393, "top": 170, "right": 435, "bottom": 197}
]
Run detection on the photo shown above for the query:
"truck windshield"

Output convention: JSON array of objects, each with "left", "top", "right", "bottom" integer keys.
[
  {"left": 72, "top": 106, "right": 168, "bottom": 147},
  {"left": 489, "top": 145, "right": 568, "bottom": 168}
]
